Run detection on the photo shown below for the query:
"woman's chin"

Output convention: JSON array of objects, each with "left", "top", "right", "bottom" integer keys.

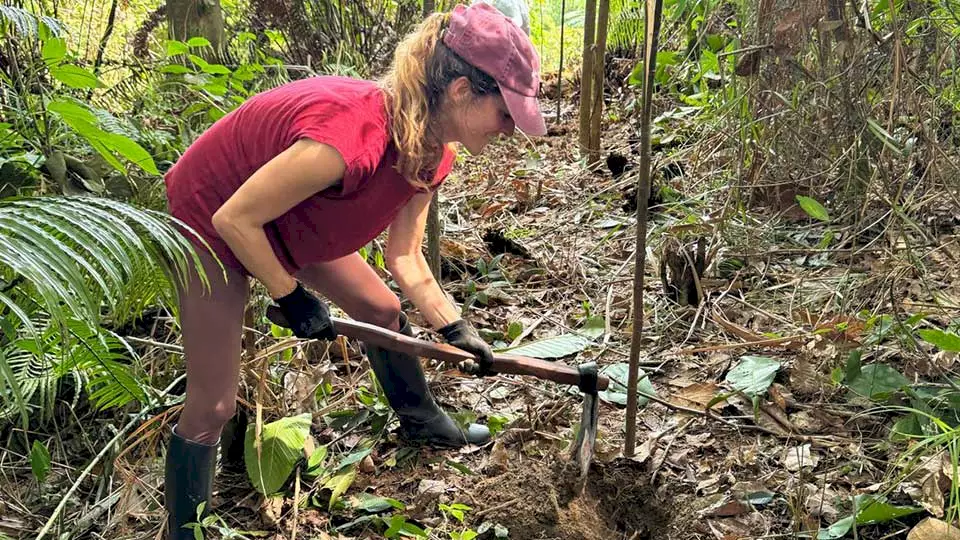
[{"left": 462, "top": 140, "right": 488, "bottom": 156}]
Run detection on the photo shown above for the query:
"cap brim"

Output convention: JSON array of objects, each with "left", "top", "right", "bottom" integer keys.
[{"left": 501, "top": 85, "right": 547, "bottom": 136}]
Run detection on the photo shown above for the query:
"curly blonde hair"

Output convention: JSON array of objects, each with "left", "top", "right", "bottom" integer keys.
[{"left": 379, "top": 11, "right": 499, "bottom": 189}]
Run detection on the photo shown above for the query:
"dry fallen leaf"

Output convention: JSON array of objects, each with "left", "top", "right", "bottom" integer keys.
[
  {"left": 699, "top": 496, "right": 751, "bottom": 518},
  {"left": 359, "top": 454, "right": 375, "bottom": 474},
  {"left": 260, "top": 495, "right": 285, "bottom": 528},
  {"left": 908, "top": 517, "right": 960, "bottom": 539},
  {"left": 672, "top": 382, "right": 723, "bottom": 410},
  {"left": 783, "top": 444, "right": 819, "bottom": 472}
]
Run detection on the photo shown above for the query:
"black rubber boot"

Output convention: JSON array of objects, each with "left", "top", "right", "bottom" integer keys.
[
  {"left": 367, "top": 314, "right": 490, "bottom": 447},
  {"left": 165, "top": 426, "right": 218, "bottom": 539}
]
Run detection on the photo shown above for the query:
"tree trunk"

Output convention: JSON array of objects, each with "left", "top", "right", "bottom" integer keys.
[
  {"left": 166, "top": 0, "right": 225, "bottom": 54},
  {"left": 425, "top": 0, "right": 441, "bottom": 278},
  {"left": 587, "top": 0, "right": 610, "bottom": 165},
  {"left": 578, "top": 0, "right": 598, "bottom": 160}
]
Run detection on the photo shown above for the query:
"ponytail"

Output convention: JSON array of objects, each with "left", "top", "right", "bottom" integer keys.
[{"left": 380, "top": 11, "right": 499, "bottom": 189}]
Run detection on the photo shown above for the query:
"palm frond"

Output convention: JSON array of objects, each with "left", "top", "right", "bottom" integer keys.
[
  {"left": 0, "top": 5, "right": 66, "bottom": 38},
  {"left": 0, "top": 195, "right": 216, "bottom": 425}
]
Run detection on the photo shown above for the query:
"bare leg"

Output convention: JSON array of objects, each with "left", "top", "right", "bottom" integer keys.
[
  {"left": 295, "top": 253, "right": 401, "bottom": 331},
  {"left": 175, "top": 251, "right": 249, "bottom": 444}
]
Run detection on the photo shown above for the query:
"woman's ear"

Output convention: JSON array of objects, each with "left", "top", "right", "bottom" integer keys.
[{"left": 445, "top": 76, "right": 474, "bottom": 105}]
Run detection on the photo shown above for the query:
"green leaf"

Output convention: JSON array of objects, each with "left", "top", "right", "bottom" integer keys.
[
  {"left": 95, "top": 131, "right": 160, "bottom": 175},
  {"left": 322, "top": 465, "right": 358, "bottom": 511},
  {"left": 160, "top": 64, "right": 192, "bottom": 74},
  {"left": 725, "top": 356, "right": 781, "bottom": 397},
  {"left": 41, "top": 37, "right": 66, "bottom": 66},
  {"left": 500, "top": 334, "right": 592, "bottom": 358},
  {"left": 598, "top": 363, "right": 657, "bottom": 406},
  {"left": 918, "top": 329, "right": 960, "bottom": 352},
  {"left": 845, "top": 350, "right": 862, "bottom": 381},
  {"left": 244, "top": 413, "right": 312, "bottom": 495},
  {"left": 166, "top": 40, "right": 189, "bottom": 56},
  {"left": 847, "top": 364, "right": 910, "bottom": 400},
  {"left": 47, "top": 98, "right": 98, "bottom": 125},
  {"left": 305, "top": 444, "right": 327, "bottom": 477},
  {"left": 50, "top": 65, "right": 103, "bottom": 89},
  {"left": 506, "top": 321, "right": 523, "bottom": 341},
  {"left": 30, "top": 440, "right": 50, "bottom": 483},
  {"left": 333, "top": 448, "right": 372, "bottom": 471},
  {"left": 356, "top": 493, "right": 404, "bottom": 513},
  {"left": 796, "top": 196, "right": 830, "bottom": 222},
  {"left": 487, "top": 414, "right": 511, "bottom": 436},
  {"left": 579, "top": 316, "right": 606, "bottom": 339},
  {"left": 818, "top": 495, "right": 923, "bottom": 538},
  {"left": 187, "top": 36, "right": 211, "bottom": 48}
]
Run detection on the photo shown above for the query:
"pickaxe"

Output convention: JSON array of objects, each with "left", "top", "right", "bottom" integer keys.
[{"left": 265, "top": 306, "right": 607, "bottom": 478}]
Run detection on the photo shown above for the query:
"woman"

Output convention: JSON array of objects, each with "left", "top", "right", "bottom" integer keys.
[{"left": 162, "top": 3, "right": 545, "bottom": 538}]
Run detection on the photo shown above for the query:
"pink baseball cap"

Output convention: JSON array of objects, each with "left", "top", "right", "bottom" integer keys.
[{"left": 442, "top": 3, "right": 547, "bottom": 136}]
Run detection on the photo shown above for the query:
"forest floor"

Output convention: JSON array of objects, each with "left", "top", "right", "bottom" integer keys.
[{"left": 3, "top": 97, "right": 960, "bottom": 540}]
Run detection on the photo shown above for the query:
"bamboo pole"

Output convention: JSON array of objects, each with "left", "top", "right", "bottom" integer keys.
[
  {"left": 587, "top": 0, "right": 611, "bottom": 165},
  {"left": 577, "top": 0, "right": 598, "bottom": 157},
  {"left": 624, "top": 0, "right": 664, "bottom": 458}
]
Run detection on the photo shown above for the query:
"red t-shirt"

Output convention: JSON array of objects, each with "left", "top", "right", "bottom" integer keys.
[{"left": 164, "top": 76, "right": 455, "bottom": 275}]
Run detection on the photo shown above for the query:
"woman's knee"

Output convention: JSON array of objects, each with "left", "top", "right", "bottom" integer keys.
[
  {"left": 356, "top": 296, "right": 402, "bottom": 330},
  {"left": 179, "top": 398, "right": 237, "bottom": 443}
]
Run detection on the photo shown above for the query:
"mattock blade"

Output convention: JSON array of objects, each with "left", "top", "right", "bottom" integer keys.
[{"left": 570, "top": 362, "right": 600, "bottom": 479}]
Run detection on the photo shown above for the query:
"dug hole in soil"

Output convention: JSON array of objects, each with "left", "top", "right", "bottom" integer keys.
[{"left": 470, "top": 457, "right": 670, "bottom": 540}]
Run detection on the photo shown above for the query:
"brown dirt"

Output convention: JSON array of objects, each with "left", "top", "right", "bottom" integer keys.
[{"left": 471, "top": 457, "right": 670, "bottom": 540}]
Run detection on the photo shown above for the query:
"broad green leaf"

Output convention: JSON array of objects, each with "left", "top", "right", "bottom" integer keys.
[
  {"left": 47, "top": 98, "right": 97, "bottom": 125},
  {"left": 166, "top": 40, "right": 189, "bottom": 56},
  {"left": 725, "top": 356, "right": 781, "bottom": 397},
  {"left": 50, "top": 65, "right": 103, "bottom": 89},
  {"left": 96, "top": 131, "right": 159, "bottom": 175},
  {"left": 796, "top": 196, "right": 830, "bottom": 222},
  {"left": 200, "top": 63, "right": 231, "bottom": 75},
  {"left": 187, "top": 36, "right": 211, "bottom": 48},
  {"left": 41, "top": 37, "right": 65, "bottom": 66},
  {"left": 847, "top": 364, "right": 909, "bottom": 400},
  {"left": 244, "top": 413, "right": 311, "bottom": 495},
  {"left": 160, "top": 64, "right": 191, "bottom": 74},
  {"left": 598, "top": 362, "right": 657, "bottom": 406},
  {"left": 501, "top": 334, "right": 592, "bottom": 358},
  {"left": 918, "top": 329, "right": 960, "bottom": 352},
  {"left": 30, "top": 440, "right": 50, "bottom": 483},
  {"left": 818, "top": 495, "right": 923, "bottom": 538},
  {"left": 322, "top": 464, "right": 358, "bottom": 511}
]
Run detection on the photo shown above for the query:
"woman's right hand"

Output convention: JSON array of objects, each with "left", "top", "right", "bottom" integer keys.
[{"left": 274, "top": 282, "right": 337, "bottom": 340}]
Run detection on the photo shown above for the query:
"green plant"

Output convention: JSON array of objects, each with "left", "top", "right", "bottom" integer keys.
[{"left": 0, "top": 196, "right": 205, "bottom": 429}]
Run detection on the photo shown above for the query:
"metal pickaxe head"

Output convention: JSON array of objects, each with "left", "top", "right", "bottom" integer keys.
[{"left": 570, "top": 362, "right": 600, "bottom": 480}]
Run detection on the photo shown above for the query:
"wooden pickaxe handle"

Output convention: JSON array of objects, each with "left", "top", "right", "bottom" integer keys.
[{"left": 266, "top": 306, "right": 609, "bottom": 391}]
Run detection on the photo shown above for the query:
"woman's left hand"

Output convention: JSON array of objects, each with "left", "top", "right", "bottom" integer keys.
[{"left": 438, "top": 319, "right": 495, "bottom": 376}]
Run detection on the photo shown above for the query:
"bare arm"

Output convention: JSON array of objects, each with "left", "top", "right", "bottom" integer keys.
[
  {"left": 212, "top": 139, "right": 346, "bottom": 298},
  {"left": 385, "top": 191, "right": 460, "bottom": 329}
]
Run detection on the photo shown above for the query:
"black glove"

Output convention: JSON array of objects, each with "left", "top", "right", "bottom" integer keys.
[
  {"left": 274, "top": 282, "right": 337, "bottom": 340},
  {"left": 438, "top": 319, "right": 495, "bottom": 376}
]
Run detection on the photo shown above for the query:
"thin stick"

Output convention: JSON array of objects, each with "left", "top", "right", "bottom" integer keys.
[
  {"left": 624, "top": 0, "right": 664, "bottom": 457},
  {"left": 36, "top": 375, "right": 186, "bottom": 540}
]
